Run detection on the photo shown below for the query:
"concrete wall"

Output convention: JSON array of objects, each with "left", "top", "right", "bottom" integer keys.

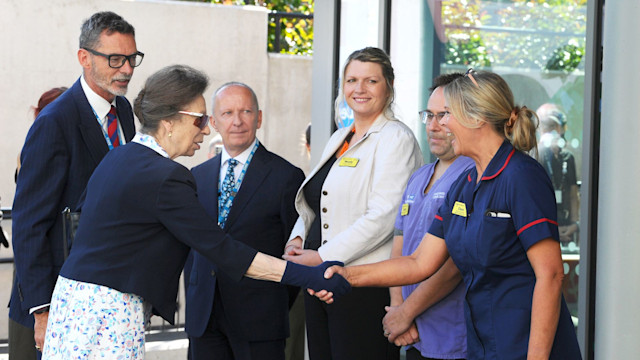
[
  {"left": 0, "top": 0, "right": 312, "bottom": 340},
  {"left": 0, "top": 0, "right": 312, "bottom": 208}
]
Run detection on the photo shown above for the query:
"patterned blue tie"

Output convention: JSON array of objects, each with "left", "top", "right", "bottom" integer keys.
[{"left": 219, "top": 158, "right": 238, "bottom": 227}]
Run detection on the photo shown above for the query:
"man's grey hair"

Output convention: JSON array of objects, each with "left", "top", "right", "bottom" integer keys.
[{"left": 79, "top": 11, "right": 135, "bottom": 49}]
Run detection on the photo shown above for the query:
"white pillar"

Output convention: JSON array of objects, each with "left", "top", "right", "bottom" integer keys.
[
  {"left": 594, "top": 0, "right": 640, "bottom": 357},
  {"left": 309, "top": 0, "right": 340, "bottom": 167}
]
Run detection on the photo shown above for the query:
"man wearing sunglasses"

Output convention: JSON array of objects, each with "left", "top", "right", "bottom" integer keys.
[
  {"left": 185, "top": 82, "right": 305, "bottom": 360},
  {"left": 10, "top": 11, "right": 140, "bottom": 357},
  {"left": 382, "top": 73, "right": 473, "bottom": 360}
]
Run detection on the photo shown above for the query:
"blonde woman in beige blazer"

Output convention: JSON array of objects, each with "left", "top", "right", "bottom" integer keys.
[{"left": 284, "top": 47, "right": 423, "bottom": 360}]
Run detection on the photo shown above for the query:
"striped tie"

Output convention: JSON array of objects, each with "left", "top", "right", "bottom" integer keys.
[{"left": 107, "top": 105, "right": 120, "bottom": 147}]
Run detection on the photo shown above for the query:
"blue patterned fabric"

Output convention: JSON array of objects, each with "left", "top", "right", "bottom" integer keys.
[
  {"left": 42, "top": 276, "right": 150, "bottom": 359},
  {"left": 218, "top": 158, "right": 238, "bottom": 228}
]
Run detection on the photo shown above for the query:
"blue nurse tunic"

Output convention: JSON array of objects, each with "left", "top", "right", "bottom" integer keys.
[{"left": 428, "top": 140, "right": 582, "bottom": 360}]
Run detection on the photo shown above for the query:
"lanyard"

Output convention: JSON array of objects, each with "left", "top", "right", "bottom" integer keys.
[
  {"left": 89, "top": 105, "right": 121, "bottom": 151},
  {"left": 218, "top": 140, "right": 260, "bottom": 227}
]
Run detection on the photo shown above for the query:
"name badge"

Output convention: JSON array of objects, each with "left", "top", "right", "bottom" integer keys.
[
  {"left": 339, "top": 157, "right": 359, "bottom": 167},
  {"left": 555, "top": 190, "right": 563, "bottom": 204},
  {"left": 401, "top": 203, "right": 410, "bottom": 216},
  {"left": 452, "top": 201, "right": 467, "bottom": 217}
]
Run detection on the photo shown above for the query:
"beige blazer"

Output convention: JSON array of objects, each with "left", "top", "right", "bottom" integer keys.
[{"left": 289, "top": 113, "right": 423, "bottom": 266}]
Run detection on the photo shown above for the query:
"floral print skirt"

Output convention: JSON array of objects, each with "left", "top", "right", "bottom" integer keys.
[{"left": 42, "top": 276, "right": 151, "bottom": 359}]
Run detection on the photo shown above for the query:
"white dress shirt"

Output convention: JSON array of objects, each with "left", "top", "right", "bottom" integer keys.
[
  {"left": 80, "top": 75, "right": 126, "bottom": 145},
  {"left": 218, "top": 138, "right": 258, "bottom": 193}
]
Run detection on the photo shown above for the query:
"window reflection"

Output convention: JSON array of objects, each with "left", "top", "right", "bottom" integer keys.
[{"left": 428, "top": 0, "right": 587, "bottom": 324}]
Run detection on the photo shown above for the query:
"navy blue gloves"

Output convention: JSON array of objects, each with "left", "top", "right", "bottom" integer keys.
[{"left": 281, "top": 261, "right": 351, "bottom": 299}]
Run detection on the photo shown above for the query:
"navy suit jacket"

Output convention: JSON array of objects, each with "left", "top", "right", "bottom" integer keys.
[
  {"left": 10, "top": 78, "right": 135, "bottom": 327},
  {"left": 60, "top": 143, "right": 258, "bottom": 323},
  {"left": 185, "top": 144, "right": 304, "bottom": 341}
]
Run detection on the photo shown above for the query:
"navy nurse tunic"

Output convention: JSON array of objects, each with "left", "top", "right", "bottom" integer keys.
[{"left": 429, "top": 141, "right": 581, "bottom": 360}]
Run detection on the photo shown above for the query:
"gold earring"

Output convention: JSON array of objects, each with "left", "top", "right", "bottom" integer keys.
[{"left": 168, "top": 132, "right": 172, "bottom": 138}]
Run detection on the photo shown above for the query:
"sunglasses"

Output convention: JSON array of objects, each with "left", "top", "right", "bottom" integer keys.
[
  {"left": 465, "top": 68, "right": 480, "bottom": 88},
  {"left": 178, "top": 111, "right": 210, "bottom": 130}
]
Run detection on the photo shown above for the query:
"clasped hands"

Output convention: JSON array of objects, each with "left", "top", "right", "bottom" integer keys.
[
  {"left": 282, "top": 237, "right": 351, "bottom": 303},
  {"left": 382, "top": 304, "right": 420, "bottom": 346}
]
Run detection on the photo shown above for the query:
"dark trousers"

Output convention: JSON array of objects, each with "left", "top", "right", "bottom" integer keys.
[
  {"left": 8, "top": 318, "right": 39, "bottom": 360},
  {"left": 405, "top": 347, "right": 466, "bottom": 360},
  {"left": 285, "top": 290, "right": 305, "bottom": 360},
  {"left": 304, "top": 286, "right": 399, "bottom": 360},
  {"left": 189, "top": 295, "right": 285, "bottom": 360}
]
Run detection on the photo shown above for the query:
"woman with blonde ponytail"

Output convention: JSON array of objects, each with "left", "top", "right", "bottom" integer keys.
[{"left": 320, "top": 69, "right": 582, "bottom": 359}]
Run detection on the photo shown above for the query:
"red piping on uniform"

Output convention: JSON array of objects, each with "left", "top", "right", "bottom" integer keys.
[
  {"left": 482, "top": 149, "right": 516, "bottom": 181},
  {"left": 435, "top": 214, "right": 443, "bottom": 221},
  {"left": 517, "top": 218, "right": 558, "bottom": 236}
]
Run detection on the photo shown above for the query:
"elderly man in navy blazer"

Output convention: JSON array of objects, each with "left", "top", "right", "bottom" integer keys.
[
  {"left": 10, "top": 11, "right": 140, "bottom": 357},
  {"left": 185, "top": 82, "right": 305, "bottom": 360}
]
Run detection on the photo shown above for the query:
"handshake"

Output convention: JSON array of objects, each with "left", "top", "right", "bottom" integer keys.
[{"left": 281, "top": 261, "right": 351, "bottom": 302}]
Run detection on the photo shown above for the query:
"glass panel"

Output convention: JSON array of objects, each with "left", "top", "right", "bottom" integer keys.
[
  {"left": 392, "top": 0, "right": 588, "bottom": 328},
  {"left": 337, "top": 0, "right": 384, "bottom": 129}
]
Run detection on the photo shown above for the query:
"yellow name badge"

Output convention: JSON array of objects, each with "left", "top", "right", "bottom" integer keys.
[
  {"left": 452, "top": 201, "right": 467, "bottom": 217},
  {"left": 339, "top": 157, "right": 359, "bottom": 167},
  {"left": 401, "top": 203, "right": 410, "bottom": 216}
]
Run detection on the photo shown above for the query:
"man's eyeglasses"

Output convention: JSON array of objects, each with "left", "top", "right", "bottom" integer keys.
[
  {"left": 179, "top": 111, "right": 210, "bottom": 130},
  {"left": 465, "top": 68, "right": 480, "bottom": 88},
  {"left": 419, "top": 110, "right": 448, "bottom": 125},
  {"left": 82, "top": 48, "right": 144, "bottom": 69}
]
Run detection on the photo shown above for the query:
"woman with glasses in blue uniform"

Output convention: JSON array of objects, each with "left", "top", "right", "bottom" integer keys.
[{"left": 321, "top": 70, "right": 582, "bottom": 359}]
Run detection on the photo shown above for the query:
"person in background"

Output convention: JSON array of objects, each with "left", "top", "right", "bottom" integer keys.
[
  {"left": 185, "top": 82, "right": 305, "bottom": 360},
  {"left": 383, "top": 73, "right": 472, "bottom": 360},
  {"left": 9, "top": 86, "right": 68, "bottom": 359},
  {"left": 208, "top": 134, "right": 224, "bottom": 159},
  {"left": 537, "top": 104, "right": 579, "bottom": 245},
  {"left": 321, "top": 70, "right": 582, "bottom": 359},
  {"left": 11, "top": 11, "right": 140, "bottom": 355},
  {"left": 14, "top": 87, "right": 68, "bottom": 182},
  {"left": 41, "top": 65, "right": 349, "bottom": 359},
  {"left": 284, "top": 47, "right": 423, "bottom": 360}
]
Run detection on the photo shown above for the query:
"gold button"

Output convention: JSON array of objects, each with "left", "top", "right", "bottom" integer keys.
[
  {"left": 322, "top": 208, "right": 327, "bottom": 213},
  {"left": 323, "top": 224, "right": 329, "bottom": 229},
  {"left": 210, "top": 270, "right": 216, "bottom": 277}
]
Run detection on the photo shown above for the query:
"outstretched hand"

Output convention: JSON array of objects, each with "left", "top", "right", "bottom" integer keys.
[
  {"left": 308, "top": 264, "right": 348, "bottom": 303},
  {"left": 281, "top": 261, "right": 351, "bottom": 303}
]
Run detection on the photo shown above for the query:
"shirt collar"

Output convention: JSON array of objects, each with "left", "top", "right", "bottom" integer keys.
[
  {"left": 132, "top": 132, "right": 170, "bottom": 158},
  {"left": 468, "top": 140, "right": 516, "bottom": 183},
  {"left": 80, "top": 75, "right": 116, "bottom": 124},
  {"left": 220, "top": 138, "right": 258, "bottom": 166}
]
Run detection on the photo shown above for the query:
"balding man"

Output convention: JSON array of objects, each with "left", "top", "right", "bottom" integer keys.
[{"left": 185, "top": 82, "right": 305, "bottom": 360}]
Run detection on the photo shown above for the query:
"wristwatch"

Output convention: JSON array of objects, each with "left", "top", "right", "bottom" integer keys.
[{"left": 33, "top": 306, "right": 49, "bottom": 314}]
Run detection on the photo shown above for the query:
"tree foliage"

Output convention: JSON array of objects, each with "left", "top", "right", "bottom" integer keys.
[
  {"left": 178, "top": 0, "right": 313, "bottom": 55},
  {"left": 442, "top": 0, "right": 587, "bottom": 73}
]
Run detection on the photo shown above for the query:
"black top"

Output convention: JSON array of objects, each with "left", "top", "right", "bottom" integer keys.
[
  {"left": 303, "top": 155, "right": 338, "bottom": 250},
  {"left": 539, "top": 147, "right": 577, "bottom": 225}
]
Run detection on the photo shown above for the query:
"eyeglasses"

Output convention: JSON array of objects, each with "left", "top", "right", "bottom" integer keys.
[
  {"left": 419, "top": 110, "right": 448, "bottom": 125},
  {"left": 82, "top": 48, "right": 145, "bottom": 68},
  {"left": 465, "top": 68, "right": 480, "bottom": 88},
  {"left": 179, "top": 111, "right": 210, "bottom": 130}
]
